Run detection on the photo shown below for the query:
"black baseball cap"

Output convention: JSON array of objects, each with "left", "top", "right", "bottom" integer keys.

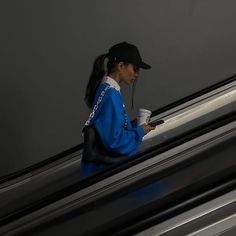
[{"left": 107, "top": 42, "right": 151, "bottom": 69}]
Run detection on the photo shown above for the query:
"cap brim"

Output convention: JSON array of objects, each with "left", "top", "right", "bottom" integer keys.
[{"left": 139, "top": 61, "right": 151, "bottom": 69}]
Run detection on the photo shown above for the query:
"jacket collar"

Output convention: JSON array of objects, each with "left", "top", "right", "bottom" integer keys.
[{"left": 103, "top": 76, "right": 121, "bottom": 92}]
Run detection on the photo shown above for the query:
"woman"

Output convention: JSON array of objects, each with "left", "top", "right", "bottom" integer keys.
[{"left": 81, "top": 42, "right": 155, "bottom": 178}]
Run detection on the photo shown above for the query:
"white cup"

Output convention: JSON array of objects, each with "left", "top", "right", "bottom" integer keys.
[{"left": 137, "top": 108, "right": 152, "bottom": 125}]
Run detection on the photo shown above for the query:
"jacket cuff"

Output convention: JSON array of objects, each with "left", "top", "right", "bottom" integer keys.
[{"left": 136, "top": 126, "right": 145, "bottom": 143}]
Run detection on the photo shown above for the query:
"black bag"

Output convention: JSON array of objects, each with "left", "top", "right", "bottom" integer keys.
[
  {"left": 82, "top": 125, "right": 127, "bottom": 164},
  {"left": 82, "top": 85, "right": 127, "bottom": 164}
]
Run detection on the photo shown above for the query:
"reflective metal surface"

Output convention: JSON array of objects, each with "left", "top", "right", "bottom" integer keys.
[
  {"left": 0, "top": 79, "right": 235, "bottom": 235},
  {"left": 136, "top": 190, "right": 236, "bottom": 236}
]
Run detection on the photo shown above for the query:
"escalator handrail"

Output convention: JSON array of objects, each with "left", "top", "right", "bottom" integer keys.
[
  {"left": 0, "top": 118, "right": 235, "bottom": 232},
  {"left": 0, "top": 74, "right": 235, "bottom": 184}
]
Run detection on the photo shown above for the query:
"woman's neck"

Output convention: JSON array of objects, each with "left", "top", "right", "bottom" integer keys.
[{"left": 108, "top": 72, "right": 121, "bottom": 84}]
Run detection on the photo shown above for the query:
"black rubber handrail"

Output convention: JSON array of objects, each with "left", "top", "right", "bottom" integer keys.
[
  {"left": 98, "top": 174, "right": 236, "bottom": 236},
  {"left": 0, "top": 112, "right": 235, "bottom": 228},
  {"left": 0, "top": 144, "right": 83, "bottom": 185},
  {"left": 0, "top": 74, "right": 235, "bottom": 184},
  {"left": 58, "top": 111, "right": 236, "bottom": 193},
  {"left": 151, "top": 74, "right": 236, "bottom": 117},
  {"left": 3, "top": 134, "right": 236, "bottom": 235}
]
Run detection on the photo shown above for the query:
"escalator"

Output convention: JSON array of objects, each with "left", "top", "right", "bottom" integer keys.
[{"left": 0, "top": 75, "right": 235, "bottom": 236}]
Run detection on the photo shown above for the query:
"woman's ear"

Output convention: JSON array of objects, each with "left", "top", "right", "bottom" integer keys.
[{"left": 117, "top": 62, "right": 125, "bottom": 72}]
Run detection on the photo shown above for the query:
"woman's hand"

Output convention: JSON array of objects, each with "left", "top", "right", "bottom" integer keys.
[{"left": 141, "top": 123, "right": 156, "bottom": 135}]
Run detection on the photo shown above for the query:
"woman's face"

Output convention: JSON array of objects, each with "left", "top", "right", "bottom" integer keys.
[{"left": 119, "top": 63, "right": 139, "bottom": 85}]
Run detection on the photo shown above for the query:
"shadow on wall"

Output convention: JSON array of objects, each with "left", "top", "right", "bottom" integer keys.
[{"left": 1, "top": 86, "right": 31, "bottom": 176}]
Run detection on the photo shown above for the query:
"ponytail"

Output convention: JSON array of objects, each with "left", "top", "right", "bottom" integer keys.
[{"left": 84, "top": 54, "right": 107, "bottom": 109}]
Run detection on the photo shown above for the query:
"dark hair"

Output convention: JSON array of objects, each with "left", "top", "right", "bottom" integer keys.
[
  {"left": 84, "top": 54, "right": 107, "bottom": 109},
  {"left": 84, "top": 54, "right": 137, "bottom": 109},
  {"left": 131, "top": 79, "right": 137, "bottom": 110}
]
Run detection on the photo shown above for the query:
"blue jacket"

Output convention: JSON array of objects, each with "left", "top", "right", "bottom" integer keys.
[
  {"left": 91, "top": 82, "right": 144, "bottom": 156},
  {"left": 80, "top": 82, "right": 144, "bottom": 179}
]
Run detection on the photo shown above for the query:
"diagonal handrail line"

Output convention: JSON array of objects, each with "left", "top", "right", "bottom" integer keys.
[{"left": 0, "top": 74, "right": 235, "bottom": 184}]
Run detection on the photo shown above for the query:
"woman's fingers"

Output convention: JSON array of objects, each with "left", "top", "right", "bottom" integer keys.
[{"left": 141, "top": 124, "right": 156, "bottom": 135}]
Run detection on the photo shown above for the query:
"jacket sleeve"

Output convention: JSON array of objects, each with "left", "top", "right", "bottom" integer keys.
[{"left": 94, "top": 89, "right": 144, "bottom": 155}]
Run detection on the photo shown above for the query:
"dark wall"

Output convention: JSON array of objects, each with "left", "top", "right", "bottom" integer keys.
[{"left": 1, "top": 0, "right": 236, "bottom": 176}]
